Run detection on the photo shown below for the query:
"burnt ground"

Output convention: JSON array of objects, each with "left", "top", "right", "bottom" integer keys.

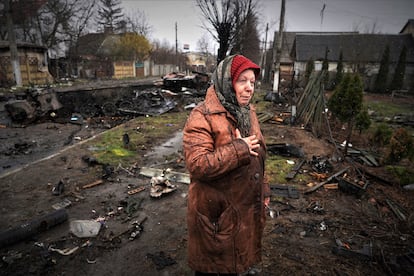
[{"left": 0, "top": 87, "right": 413, "bottom": 276}]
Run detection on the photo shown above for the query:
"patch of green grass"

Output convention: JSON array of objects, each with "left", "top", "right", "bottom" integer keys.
[
  {"left": 266, "top": 155, "right": 291, "bottom": 184},
  {"left": 366, "top": 101, "right": 412, "bottom": 117},
  {"left": 85, "top": 111, "right": 189, "bottom": 166},
  {"left": 266, "top": 155, "right": 311, "bottom": 186},
  {"left": 253, "top": 88, "right": 273, "bottom": 113}
]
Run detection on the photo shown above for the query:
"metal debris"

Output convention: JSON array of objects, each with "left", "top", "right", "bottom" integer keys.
[
  {"left": 338, "top": 177, "right": 368, "bottom": 195},
  {"left": 118, "top": 88, "right": 177, "bottom": 116},
  {"left": 139, "top": 167, "right": 190, "bottom": 184},
  {"left": 69, "top": 220, "right": 101, "bottom": 238},
  {"left": 310, "top": 155, "right": 333, "bottom": 173},
  {"left": 129, "top": 217, "right": 147, "bottom": 240},
  {"left": 0, "top": 209, "right": 68, "bottom": 248},
  {"left": 162, "top": 71, "right": 210, "bottom": 94},
  {"left": 49, "top": 245, "right": 79, "bottom": 256},
  {"left": 4, "top": 88, "right": 62, "bottom": 123},
  {"left": 150, "top": 175, "right": 177, "bottom": 198},
  {"left": 332, "top": 240, "right": 373, "bottom": 261},
  {"left": 51, "top": 198, "right": 72, "bottom": 210},
  {"left": 52, "top": 180, "right": 65, "bottom": 195}
]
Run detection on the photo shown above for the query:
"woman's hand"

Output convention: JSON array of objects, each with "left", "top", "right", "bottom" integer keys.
[
  {"left": 264, "top": 196, "right": 270, "bottom": 207},
  {"left": 235, "top": 129, "right": 260, "bottom": 156}
]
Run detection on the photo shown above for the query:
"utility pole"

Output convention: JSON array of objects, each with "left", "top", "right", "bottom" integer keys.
[
  {"left": 260, "top": 23, "right": 269, "bottom": 81},
  {"left": 175, "top": 22, "right": 178, "bottom": 71},
  {"left": 5, "top": 0, "right": 22, "bottom": 87},
  {"left": 272, "top": 0, "right": 285, "bottom": 93}
]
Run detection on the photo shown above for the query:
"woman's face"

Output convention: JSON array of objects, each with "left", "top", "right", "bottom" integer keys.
[{"left": 233, "top": 69, "right": 256, "bottom": 106}]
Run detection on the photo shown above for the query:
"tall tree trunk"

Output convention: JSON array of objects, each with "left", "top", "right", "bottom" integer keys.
[
  {"left": 272, "top": 0, "right": 285, "bottom": 92},
  {"left": 5, "top": 0, "right": 22, "bottom": 86},
  {"left": 344, "top": 121, "right": 354, "bottom": 155}
]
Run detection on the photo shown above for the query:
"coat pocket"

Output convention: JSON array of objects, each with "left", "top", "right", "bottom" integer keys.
[{"left": 196, "top": 205, "right": 239, "bottom": 255}]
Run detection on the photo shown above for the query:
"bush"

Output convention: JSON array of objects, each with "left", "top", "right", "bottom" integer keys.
[
  {"left": 355, "top": 107, "right": 371, "bottom": 134},
  {"left": 385, "top": 127, "right": 413, "bottom": 163},
  {"left": 371, "top": 123, "right": 393, "bottom": 147}
]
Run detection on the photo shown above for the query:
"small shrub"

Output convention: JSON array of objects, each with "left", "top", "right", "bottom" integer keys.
[
  {"left": 371, "top": 123, "right": 393, "bottom": 147},
  {"left": 384, "top": 127, "right": 413, "bottom": 163},
  {"left": 355, "top": 107, "right": 371, "bottom": 134}
]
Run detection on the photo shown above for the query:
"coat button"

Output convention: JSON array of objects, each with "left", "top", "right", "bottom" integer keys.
[{"left": 254, "top": 173, "right": 260, "bottom": 179}]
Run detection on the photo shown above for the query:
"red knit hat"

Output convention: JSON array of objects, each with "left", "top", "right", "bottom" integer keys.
[{"left": 231, "top": 55, "right": 260, "bottom": 87}]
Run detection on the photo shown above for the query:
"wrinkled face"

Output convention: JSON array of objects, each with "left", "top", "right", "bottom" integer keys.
[{"left": 234, "top": 69, "right": 256, "bottom": 106}]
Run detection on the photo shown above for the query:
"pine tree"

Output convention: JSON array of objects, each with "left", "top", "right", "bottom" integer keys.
[
  {"left": 355, "top": 106, "right": 371, "bottom": 135},
  {"left": 334, "top": 50, "right": 343, "bottom": 89},
  {"left": 328, "top": 73, "right": 364, "bottom": 154},
  {"left": 230, "top": 11, "right": 261, "bottom": 64},
  {"left": 390, "top": 46, "right": 407, "bottom": 91},
  {"left": 97, "top": 0, "right": 124, "bottom": 33},
  {"left": 374, "top": 45, "right": 390, "bottom": 94}
]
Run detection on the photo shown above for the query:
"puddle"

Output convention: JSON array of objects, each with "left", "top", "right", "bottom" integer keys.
[{"left": 144, "top": 131, "right": 183, "bottom": 165}]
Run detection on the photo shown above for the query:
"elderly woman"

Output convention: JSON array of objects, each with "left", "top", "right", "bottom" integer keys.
[{"left": 183, "top": 55, "right": 270, "bottom": 275}]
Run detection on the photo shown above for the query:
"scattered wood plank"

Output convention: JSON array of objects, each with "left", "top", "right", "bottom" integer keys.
[
  {"left": 128, "top": 186, "right": 146, "bottom": 195},
  {"left": 270, "top": 184, "right": 299, "bottom": 199},
  {"left": 386, "top": 199, "right": 407, "bottom": 221},
  {"left": 323, "top": 183, "right": 338, "bottom": 189},
  {"left": 286, "top": 159, "right": 306, "bottom": 180},
  {"left": 257, "top": 112, "right": 274, "bottom": 123},
  {"left": 82, "top": 179, "right": 104, "bottom": 189},
  {"left": 304, "top": 167, "right": 349, "bottom": 194}
]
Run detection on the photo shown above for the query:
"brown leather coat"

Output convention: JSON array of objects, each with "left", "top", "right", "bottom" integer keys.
[{"left": 183, "top": 85, "right": 269, "bottom": 274}]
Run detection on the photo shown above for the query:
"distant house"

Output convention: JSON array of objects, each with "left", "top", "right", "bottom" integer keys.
[
  {"left": 272, "top": 31, "right": 358, "bottom": 83},
  {"left": 271, "top": 19, "right": 414, "bottom": 91},
  {"left": 0, "top": 41, "right": 53, "bottom": 86},
  {"left": 185, "top": 52, "right": 208, "bottom": 73},
  {"left": 400, "top": 19, "right": 414, "bottom": 37},
  {"left": 70, "top": 32, "right": 136, "bottom": 79},
  {"left": 292, "top": 33, "right": 414, "bottom": 90},
  {"left": 71, "top": 32, "right": 178, "bottom": 79}
]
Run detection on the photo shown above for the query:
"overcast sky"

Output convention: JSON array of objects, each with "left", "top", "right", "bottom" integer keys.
[{"left": 121, "top": 0, "right": 414, "bottom": 52}]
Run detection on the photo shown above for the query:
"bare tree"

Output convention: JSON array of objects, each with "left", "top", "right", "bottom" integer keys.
[
  {"left": 196, "top": 0, "right": 257, "bottom": 64},
  {"left": 67, "top": 0, "right": 97, "bottom": 75},
  {"left": 197, "top": 33, "right": 216, "bottom": 72},
  {"left": 0, "top": 0, "right": 48, "bottom": 40},
  {"left": 96, "top": 0, "right": 124, "bottom": 33},
  {"left": 151, "top": 39, "right": 188, "bottom": 69},
  {"left": 197, "top": 33, "right": 210, "bottom": 53},
  {"left": 230, "top": 9, "right": 260, "bottom": 64},
  {"left": 124, "top": 9, "right": 152, "bottom": 36},
  {"left": 19, "top": 0, "right": 94, "bottom": 57},
  {"left": 151, "top": 39, "right": 178, "bottom": 65}
]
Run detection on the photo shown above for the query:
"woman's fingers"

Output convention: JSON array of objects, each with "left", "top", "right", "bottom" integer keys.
[
  {"left": 235, "top": 129, "right": 260, "bottom": 156},
  {"left": 235, "top": 128, "right": 242, "bottom": 139}
]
